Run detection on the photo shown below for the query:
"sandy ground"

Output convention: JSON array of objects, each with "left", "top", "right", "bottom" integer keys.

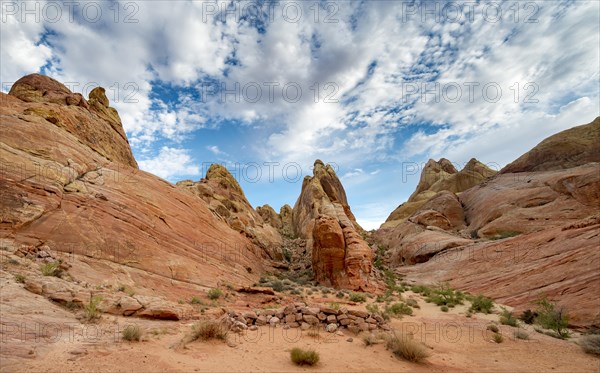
[{"left": 2, "top": 280, "right": 599, "bottom": 373}]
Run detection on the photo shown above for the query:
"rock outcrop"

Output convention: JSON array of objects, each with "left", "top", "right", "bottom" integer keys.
[
  {"left": 1, "top": 74, "right": 265, "bottom": 298},
  {"left": 176, "top": 165, "right": 283, "bottom": 260},
  {"left": 382, "top": 158, "right": 496, "bottom": 229},
  {"left": 374, "top": 118, "right": 600, "bottom": 328},
  {"left": 292, "top": 160, "right": 377, "bottom": 291}
]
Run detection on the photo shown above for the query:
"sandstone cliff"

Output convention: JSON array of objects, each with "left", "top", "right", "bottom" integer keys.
[
  {"left": 1, "top": 74, "right": 266, "bottom": 299},
  {"left": 291, "top": 160, "right": 377, "bottom": 291},
  {"left": 176, "top": 166, "right": 283, "bottom": 260}
]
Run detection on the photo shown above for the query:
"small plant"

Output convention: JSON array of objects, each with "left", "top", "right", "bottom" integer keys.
[
  {"left": 534, "top": 297, "right": 569, "bottom": 339},
  {"left": 290, "top": 347, "right": 320, "bottom": 366},
  {"left": 207, "top": 288, "right": 222, "bottom": 300},
  {"left": 328, "top": 302, "right": 340, "bottom": 311},
  {"left": 336, "top": 291, "right": 344, "bottom": 298},
  {"left": 440, "top": 305, "right": 449, "bottom": 312},
  {"left": 493, "top": 333, "right": 504, "bottom": 343},
  {"left": 8, "top": 258, "right": 19, "bottom": 265},
  {"left": 491, "top": 231, "right": 520, "bottom": 240},
  {"left": 385, "top": 334, "right": 429, "bottom": 363},
  {"left": 425, "top": 283, "right": 465, "bottom": 308},
  {"left": 14, "top": 274, "right": 26, "bottom": 283},
  {"left": 178, "top": 299, "right": 185, "bottom": 304},
  {"left": 291, "top": 289, "right": 301, "bottom": 295},
  {"left": 321, "top": 288, "right": 331, "bottom": 294},
  {"left": 366, "top": 303, "right": 380, "bottom": 314},
  {"left": 487, "top": 324, "right": 499, "bottom": 333},
  {"left": 41, "top": 262, "right": 62, "bottom": 277},
  {"left": 411, "top": 285, "right": 432, "bottom": 296},
  {"left": 361, "top": 333, "right": 383, "bottom": 346},
  {"left": 83, "top": 296, "right": 102, "bottom": 322},
  {"left": 405, "top": 298, "right": 419, "bottom": 308},
  {"left": 270, "top": 281, "right": 284, "bottom": 292},
  {"left": 514, "top": 329, "right": 529, "bottom": 340},
  {"left": 469, "top": 295, "right": 494, "bottom": 314},
  {"left": 499, "top": 307, "right": 518, "bottom": 327},
  {"left": 307, "top": 324, "right": 321, "bottom": 337},
  {"left": 117, "top": 284, "right": 126, "bottom": 292},
  {"left": 122, "top": 325, "right": 142, "bottom": 341},
  {"left": 349, "top": 292, "right": 367, "bottom": 303},
  {"left": 386, "top": 302, "right": 413, "bottom": 317},
  {"left": 191, "top": 296, "right": 203, "bottom": 304},
  {"left": 306, "top": 290, "right": 313, "bottom": 295},
  {"left": 190, "top": 321, "right": 228, "bottom": 342},
  {"left": 282, "top": 248, "right": 292, "bottom": 262},
  {"left": 520, "top": 309, "right": 537, "bottom": 324},
  {"left": 580, "top": 334, "right": 600, "bottom": 356}
]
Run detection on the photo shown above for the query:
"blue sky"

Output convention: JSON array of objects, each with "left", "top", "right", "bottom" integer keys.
[{"left": 2, "top": 0, "right": 599, "bottom": 229}]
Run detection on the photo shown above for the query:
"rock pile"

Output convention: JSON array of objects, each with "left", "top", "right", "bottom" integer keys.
[{"left": 221, "top": 303, "right": 390, "bottom": 334}]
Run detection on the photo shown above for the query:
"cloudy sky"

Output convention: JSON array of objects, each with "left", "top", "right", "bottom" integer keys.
[{"left": 2, "top": 0, "right": 599, "bottom": 229}]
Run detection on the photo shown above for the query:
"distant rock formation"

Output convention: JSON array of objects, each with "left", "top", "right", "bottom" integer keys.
[
  {"left": 177, "top": 165, "right": 283, "bottom": 261},
  {"left": 1, "top": 74, "right": 265, "bottom": 295},
  {"left": 382, "top": 158, "right": 496, "bottom": 229},
  {"left": 292, "top": 160, "right": 377, "bottom": 291}
]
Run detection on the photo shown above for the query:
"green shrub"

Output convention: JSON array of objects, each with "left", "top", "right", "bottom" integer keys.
[
  {"left": 487, "top": 324, "right": 499, "bottom": 333},
  {"left": 207, "top": 288, "right": 223, "bottom": 300},
  {"left": 405, "top": 299, "right": 419, "bottom": 308},
  {"left": 290, "top": 347, "right": 320, "bottom": 366},
  {"left": 493, "top": 333, "right": 504, "bottom": 343},
  {"left": 83, "top": 296, "right": 102, "bottom": 322},
  {"left": 469, "top": 295, "right": 494, "bottom": 314},
  {"left": 520, "top": 309, "right": 537, "bottom": 324},
  {"left": 534, "top": 297, "right": 569, "bottom": 339},
  {"left": 122, "top": 325, "right": 142, "bottom": 341},
  {"left": 191, "top": 296, "right": 203, "bottom": 304},
  {"left": 328, "top": 302, "right": 340, "bottom": 311},
  {"left": 514, "top": 329, "right": 529, "bottom": 340},
  {"left": 411, "top": 285, "right": 432, "bottom": 296},
  {"left": 425, "top": 283, "right": 465, "bottom": 308},
  {"left": 336, "top": 291, "right": 345, "bottom": 298},
  {"left": 361, "top": 333, "right": 383, "bottom": 346},
  {"left": 499, "top": 308, "right": 518, "bottom": 327},
  {"left": 491, "top": 231, "right": 520, "bottom": 240},
  {"left": 440, "top": 306, "right": 449, "bottom": 312},
  {"left": 385, "top": 334, "right": 429, "bottom": 362},
  {"left": 14, "top": 274, "right": 26, "bottom": 283},
  {"left": 283, "top": 248, "right": 292, "bottom": 262},
  {"left": 190, "top": 321, "right": 228, "bottom": 342},
  {"left": 349, "top": 292, "right": 367, "bottom": 303},
  {"left": 385, "top": 302, "right": 413, "bottom": 317},
  {"left": 41, "top": 262, "right": 62, "bottom": 277},
  {"left": 270, "top": 281, "right": 284, "bottom": 292},
  {"left": 580, "top": 335, "right": 600, "bottom": 356}
]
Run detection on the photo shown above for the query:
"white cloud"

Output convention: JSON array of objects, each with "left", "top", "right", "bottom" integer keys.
[{"left": 137, "top": 147, "right": 200, "bottom": 181}]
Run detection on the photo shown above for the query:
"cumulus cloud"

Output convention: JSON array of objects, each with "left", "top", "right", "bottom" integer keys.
[{"left": 137, "top": 147, "right": 200, "bottom": 180}]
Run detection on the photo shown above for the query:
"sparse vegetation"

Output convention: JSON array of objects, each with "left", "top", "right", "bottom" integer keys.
[
  {"left": 328, "top": 302, "right": 340, "bottom": 311},
  {"left": 487, "top": 324, "right": 499, "bottom": 333},
  {"left": 207, "top": 288, "right": 223, "bottom": 300},
  {"left": 385, "top": 334, "right": 430, "bottom": 363},
  {"left": 83, "top": 296, "right": 102, "bottom": 322},
  {"left": 290, "top": 347, "right": 320, "bottom": 366},
  {"left": 534, "top": 297, "right": 569, "bottom": 339},
  {"left": 491, "top": 231, "right": 520, "bottom": 240},
  {"left": 14, "top": 274, "right": 26, "bottom": 283},
  {"left": 191, "top": 296, "right": 203, "bottom": 304},
  {"left": 307, "top": 324, "right": 321, "bottom": 337},
  {"left": 282, "top": 248, "right": 292, "bottom": 262},
  {"left": 520, "top": 309, "right": 537, "bottom": 324},
  {"left": 361, "top": 333, "right": 383, "bottom": 346},
  {"left": 270, "top": 281, "right": 284, "bottom": 292},
  {"left": 493, "top": 333, "right": 504, "bottom": 343},
  {"left": 579, "top": 334, "right": 600, "bottom": 356},
  {"left": 349, "top": 292, "right": 367, "bottom": 303},
  {"left": 122, "top": 325, "right": 142, "bottom": 341},
  {"left": 190, "top": 321, "right": 228, "bottom": 342},
  {"left": 385, "top": 302, "right": 413, "bottom": 317},
  {"left": 514, "top": 329, "right": 530, "bottom": 340},
  {"left": 411, "top": 285, "right": 432, "bottom": 297},
  {"left": 336, "top": 291, "right": 345, "bottom": 298},
  {"left": 405, "top": 298, "right": 419, "bottom": 308},
  {"left": 469, "top": 295, "right": 494, "bottom": 314},
  {"left": 499, "top": 307, "right": 518, "bottom": 327},
  {"left": 41, "top": 262, "right": 62, "bottom": 277},
  {"left": 425, "top": 283, "right": 465, "bottom": 309},
  {"left": 440, "top": 305, "right": 449, "bottom": 312}
]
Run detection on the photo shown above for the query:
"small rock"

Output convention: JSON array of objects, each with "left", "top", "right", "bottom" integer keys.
[
  {"left": 249, "top": 325, "right": 258, "bottom": 331},
  {"left": 346, "top": 337, "right": 353, "bottom": 342},
  {"left": 326, "top": 323, "right": 337, "bottom": 333}
]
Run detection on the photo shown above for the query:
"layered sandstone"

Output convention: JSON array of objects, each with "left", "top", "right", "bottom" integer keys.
[{"left": 292, "top": 160, "right": 377, "bottom": 291}]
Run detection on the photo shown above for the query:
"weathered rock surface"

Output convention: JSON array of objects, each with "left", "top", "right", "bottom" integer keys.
[
  {"left": 176, "top": 165, "right": 283, "bottom": 260},
  {"left": 292, "top": 160, "right": 377, "bottom": 291},
  {"left": 1, "top": 74, "right": 266, "bottom": 297}
]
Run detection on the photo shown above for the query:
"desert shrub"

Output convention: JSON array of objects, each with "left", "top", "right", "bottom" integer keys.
[
  {"left": 469, "top": 295, "right": 494, "bottom": 314},
  {"left": 178, "top": 299, "right": 185, "bottom": 304},
  {"left": 321, "top": 288, "right": 331, "bottom": 294},
  {"left": 307, "top": 324, "right": 321, "bottom": 337},
  {"left": 487, "top": 324, "right": 499, "bottom": 333},
  {"left": 336, "top": 291, "right": 345, "bottom": 298},
  {"left": 425, "top": 283, "right": 465, "bottom": 308},
  {"left": 328, "top": 302, "right": 341, "bottom": 311},
  {"left": 411, "top": 285, "right": 432, "bottom": 296},
  {"left": 83, "top": 296, "right": 102, "bottom": 322},
  {"left": 41, "top": 262, "right": 62, "bottom": 277},
  {"left": 208, "top": 288, "right": 222, "bottom": 300},
  {"left": 270, "top": 281, "right": 284, "bottom": 292},
  {"left": 361, "top": 333, "right": 383, "bottom": 346},
  {"left": 190, "top": 321, "right": 228, "bottom": 342},
  {"left": 491, "top": 231, "right": 520, "bottom": 240},
  {"left": 385, "top": 334, "right": 429, "bottom": 362},
  {"left": 291, "top": 289, "right": 301, "bottom": 295},
  {"left": 259, "top": 276, "right": 269, "bottom": 284},
  {"left": 349, "top": 292, "right": 367, "bottom": 303},
  {"left": 440, "top": 305, "right": 449, "bottom": 312},
  {"left": 405, "top": 298, "right": 419, "bottom": 308},
  {"left": 14, "top": 274, "right": 26, "bottom": 283},
  {"left": 493, "top": 333, "right": 504, "bottom": 343},
  {"left": 290, "top": 347, "right": 320, "bottom": 366},
  {"left": 499, "top": 308, "right": 518, "bottom": 327},
  {"left": 580, "top": 335, "right": 600, "bottom": 356},
  {"left": 385, "top": 302, "right": 413, "bottom": 317},
  {"left": 520, "top": 309, "right": 537, "bottom": 324},
  {"left": 366, "top": 303, "right": 380, "bottom": 314},
  {"left": 191, "top": 296, "right": 203, "bottom": 304},
  {"left": 122, "top": 325, "right": 142, "bottom": 341},
  {"left": 534, "top": 298, "right": 569, "bottom": 339},
  {"left": 514, "top": 329, "right": 529, "bottom": 340},
  {"left": 283, "top": 248, "right": 292, "bottom": 262}
]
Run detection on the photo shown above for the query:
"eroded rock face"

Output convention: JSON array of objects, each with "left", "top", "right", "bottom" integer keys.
[
  {"left": 176, "top": 165, "right": 283, "bottom": 260},
  {"left": 292, "top": 160, "right": 377, "bottom": 291},
  {"left": 1, "top": 74, "right": 265, "bottom": 293}
]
